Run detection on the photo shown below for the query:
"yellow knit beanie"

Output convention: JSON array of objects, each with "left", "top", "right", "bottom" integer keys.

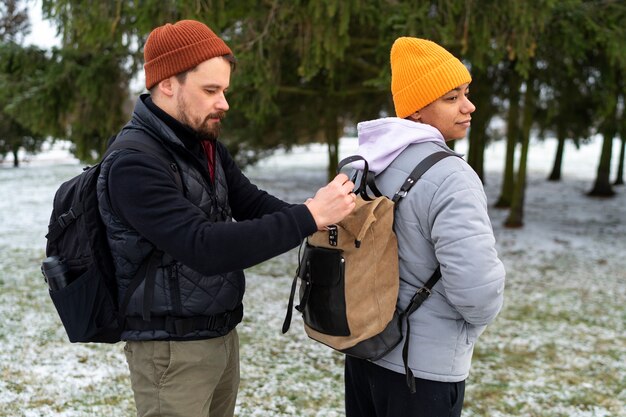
[{"left": 390, "top": 37, "right": 471, "bottom": 119}]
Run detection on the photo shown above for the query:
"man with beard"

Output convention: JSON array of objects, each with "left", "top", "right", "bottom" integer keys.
[{"left": 96, "top": 20, "right": 356, "bottom": 417}]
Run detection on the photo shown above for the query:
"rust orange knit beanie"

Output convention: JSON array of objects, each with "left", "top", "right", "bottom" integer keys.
[
  {"left": 390, "top": 37, "right": 471, "bottom": 119},
  {"left": 144, "top": 20, "right": 233, "bottom": 90}
]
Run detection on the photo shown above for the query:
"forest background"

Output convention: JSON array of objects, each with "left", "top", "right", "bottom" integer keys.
[
  {"left": 0, "top": 1, "right": 625, "bottom": 416},
  {"left": 1, "top": 0, "right": 625, "bottom": 227}
]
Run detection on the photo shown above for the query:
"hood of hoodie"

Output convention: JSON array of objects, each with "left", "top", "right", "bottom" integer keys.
[{"left": 354, "top": 117, "right": 449, "bottom": 173}]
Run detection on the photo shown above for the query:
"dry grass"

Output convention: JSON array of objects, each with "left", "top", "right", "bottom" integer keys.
[{"left": 0, "top": 162, "right": 624, "bottom": 416}]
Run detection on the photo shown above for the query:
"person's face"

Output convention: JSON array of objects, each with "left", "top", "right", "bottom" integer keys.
[
  {"left": 408, "top": 83, "right": 475, "bottom": 141},
  {"left": 172, "top": 57, "right": 231, "bottom": 141}
]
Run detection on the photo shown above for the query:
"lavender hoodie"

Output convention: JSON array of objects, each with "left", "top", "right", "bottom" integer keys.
[{"left": 355, "top": 117, "right": 447, "bottom": 173}]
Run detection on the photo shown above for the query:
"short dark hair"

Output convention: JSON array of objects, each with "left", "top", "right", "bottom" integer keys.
[
  {"left": 174, "top": 54, "right": 237, "bottom": 85},
  {"left": 148, "top": 54, "right": 237, "bottom": 94}
]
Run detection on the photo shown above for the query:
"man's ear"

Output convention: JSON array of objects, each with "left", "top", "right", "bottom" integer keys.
[
  {"left": 407, "top": 111, "right": 421, "bottom": 122},
  {"left": 157, "top": 77, "right": 175, "bottom": 97}
]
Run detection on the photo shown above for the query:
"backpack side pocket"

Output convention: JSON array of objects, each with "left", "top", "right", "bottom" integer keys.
[
  {"left": 48, "top": 264, "right": 121, "bottom": 343},
  {"left": 298, "top": 244, "right": 350, "bottom": 336}
]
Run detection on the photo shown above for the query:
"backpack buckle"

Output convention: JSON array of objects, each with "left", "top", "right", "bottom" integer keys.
[
  {"left": 417, "top": 286, "right": 431, "bottom": 296},
  {"left": 394, "top": 190, "right": 408, "bottom": 200},
  {"left": 327, "top": 225, "right": 338, "bottom": 246},
  {"left": 58, "top": 208, "right": 78, "bottom": 228}
]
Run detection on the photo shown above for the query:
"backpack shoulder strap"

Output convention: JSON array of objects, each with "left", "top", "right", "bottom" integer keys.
[
  {"left": 392, "top": 151, "right": 454, "bottom": 204},
  {"left": 106, "top": 132, "right": 183, "bottom": 192},
  {"left": 337, "top": 155, "right": 382, "bottom": 201},
  {"left": 393, "top": 150, "right": 455, "bottom": 309},
  {"left": 390, "top": 150, "right": 455, "bottom": 392},
  {"left": 104, "top": 133, "right": 184, "bottom": 324}
]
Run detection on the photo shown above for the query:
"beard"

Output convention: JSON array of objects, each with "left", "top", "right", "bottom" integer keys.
[{"left": 176, "top": 95, "right": 225, "bottom": 142}]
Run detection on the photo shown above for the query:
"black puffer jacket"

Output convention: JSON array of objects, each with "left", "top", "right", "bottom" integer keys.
[{"left": 97, "top": 95, "right": 317, "bottom": 341}]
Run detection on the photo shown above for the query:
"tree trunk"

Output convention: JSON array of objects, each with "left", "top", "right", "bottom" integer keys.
[
  {"left": 588, "top": 133, "right": 615, "bottom": 196},
  {"left": 326, "top": 111, "right": 340, "bottom": 182},
  {"left": 505, "top": 76, "right": 535, "bottom": 228},
  {"left": 588, "top": 97, "right": 617, "bottom": 196},
  {"left": 495, "top": 69, "right": 522, "bottom": 208},
  {"left": 547, "top": 125, "right": 566, "bottom": 182},
  {"left": 613, "top": 136, "right": 625, "bottom": 185},
  {"left": 588, "top": 63, "right": 620, "bottom": 196},
  {"left": 466, "top": 113, "right": 487, "bottom": 181},
  {"left": 12, "top": 148, "right": 19, "bottom": 168},
  {"left": 467, "top": 68, "right": 492, "bottom": 182}
]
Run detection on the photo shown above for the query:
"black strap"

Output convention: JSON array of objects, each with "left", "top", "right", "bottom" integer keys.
[
  {"left": 282, "top": 274, "right": 300, "bottom": 334},
  {"left": 387, "top": 151, "right": 452, "bottom": 391},
  {"left": 107, "top": 133, "right": 185, "bottom": 326},
  {"left": 338, "top": 152, "right": 454, "bottom": 204},
  {"left": 392, "top": 151, "right": 452, "bottom": 204},
  {"left": 337, "top": 155, "right": 382, "bottom": 201},
  {"left": 141, "top": 251, "right": 163, "bottom": 321},
  {"left": 167, "top": 263, "right": 183, "bottom": 315},
  {"left": 337, "top": 155, "right": 369, "bottom": 172},
  {"left": 296, "top": 280, "right": 312, "bottom": 313},
  {"left": 125, "top": 304, "right": 244, "bottom": 337},
  {"left": 46, "top": 203, "right": 85, "bottom": 241},
  {"left": 401, "top": 266, "right": 442, "bottom": 393},
  {"left": 282, "top": 242, "right": 306, "bottom": 334},
  {"left": 364, "top": 171, "right": 383, "bottom": 200},
  {"left": 119, "top": 249, "right": 163, "bottom": 320},
  {"left": 107, "top": 132, "right": 184, "bottom": 192}
]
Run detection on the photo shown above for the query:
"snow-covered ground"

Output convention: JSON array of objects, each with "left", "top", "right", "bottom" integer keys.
[{"left": 0, "top": 137, "right": 624, "bottom": 416}]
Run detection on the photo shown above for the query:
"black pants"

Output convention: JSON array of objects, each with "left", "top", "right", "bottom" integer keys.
[{"left": 345, "top": 356, "right": 465, "bottom": 417}]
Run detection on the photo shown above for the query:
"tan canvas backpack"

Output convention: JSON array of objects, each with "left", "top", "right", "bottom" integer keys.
[{"left": 283, "top": 152, "right": 453, "bottom": 392}]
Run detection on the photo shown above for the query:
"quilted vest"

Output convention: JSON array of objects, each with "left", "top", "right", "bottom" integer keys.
[{"left": 97, "top": 100, "right": 244, "bottom": 341}]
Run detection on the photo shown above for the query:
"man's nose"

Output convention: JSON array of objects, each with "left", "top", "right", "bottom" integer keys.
[{"left": 216, "top": 93, "right": 229, "bottom": 112}]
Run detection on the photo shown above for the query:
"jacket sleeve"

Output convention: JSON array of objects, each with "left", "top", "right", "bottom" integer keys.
[
  {"left": 428, "top": 168, "right": 505, "bottom": 327},
  {"left": 106, "top": 150, "right": 317, "bottom": 276}
]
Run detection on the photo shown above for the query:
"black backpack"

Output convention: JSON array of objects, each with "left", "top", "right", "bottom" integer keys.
[{"left": 42, "top": 133, "right": 182, "bottom": 343}]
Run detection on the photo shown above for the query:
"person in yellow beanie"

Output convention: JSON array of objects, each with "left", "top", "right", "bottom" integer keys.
[
  {"left": 97, "top": 20, "right": 357, "bottom": 417},
  {"left": 344, "top": 37, "right": 505, "bottom": 417}
]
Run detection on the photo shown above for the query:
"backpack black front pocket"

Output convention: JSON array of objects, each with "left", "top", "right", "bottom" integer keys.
[
  {"left": 48, "top": 265, "right": 121, "bottom": 343},
  {"left": 341, "top": 309, "right": 403, "bottom": 360},
  {"left": 298, "top": 244, "right": 350, "bottom": 336}
]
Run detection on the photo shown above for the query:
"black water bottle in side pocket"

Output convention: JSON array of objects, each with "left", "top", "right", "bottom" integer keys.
[{"left": 41, "top": 256, "right": 71, "bottom": 291}]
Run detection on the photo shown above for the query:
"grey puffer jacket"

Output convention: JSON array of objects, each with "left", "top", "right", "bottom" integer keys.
[{"left": 356, "top": 118, "right": 505, "bottom": 382}]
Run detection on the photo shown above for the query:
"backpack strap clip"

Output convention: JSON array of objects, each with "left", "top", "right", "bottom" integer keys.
[
  {"left": 57, "top": 206, "right": 81, "bottom": 228},
  {"left": 392, "top": 151, "right": 452, "bottom": 204},
  {"left": 47, "top": 204, "right": 86, "bottom": 241},
  {"left": 401, "top": 266, "right": 442, "bottom": 393},
  {"left": 328, "top": 225, "right": 338, "bottom": 246}
]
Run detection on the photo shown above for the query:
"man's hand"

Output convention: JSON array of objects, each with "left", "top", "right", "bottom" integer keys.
[{"left": 304, "top": 173, "right": 357, "bottom": 229}]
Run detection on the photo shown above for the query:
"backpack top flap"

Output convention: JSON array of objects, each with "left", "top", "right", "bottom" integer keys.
[
  {"left": 307, "top": 195, "right": 395, "bottom": 250},
  {"left": 340, "top": 196, "right": 393, "bottom": 246}
]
